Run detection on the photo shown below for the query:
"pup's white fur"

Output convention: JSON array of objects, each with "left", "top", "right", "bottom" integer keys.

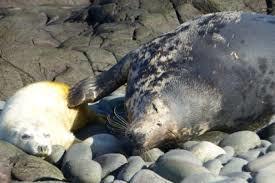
[{"left": 0, "top": 81, "right": 92, "bottom": 156}]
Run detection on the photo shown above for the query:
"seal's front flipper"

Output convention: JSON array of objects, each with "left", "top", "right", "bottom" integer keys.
[{"left": 68, "top": 52, "right": 134, "bottom": 108}]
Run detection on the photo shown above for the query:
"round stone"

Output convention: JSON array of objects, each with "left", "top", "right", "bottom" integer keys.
[
  {"left": 268, "top": 135, "right": 275, "bottom": 143},
  {"left": 179, "top": 141, "right": 199, "bottom": 151},
  {"left": 214, "top": 177, "right": 248, "bottom": 183},
  {"left": 160, "top": 149, "right": 202, "bottom": 165},
  {"left": 84, "top": 134, "right": 123, "bottom": 158},
  {"left": 94, "top": 153, "right": 127, "bottom": 178},
  {"left": 266, "top": 144, "right": 275, "bottom": 153},
  {"left": 46, "top": 145, "right": 65, "bottom": 166},
  {"left": 62, "top": 142, "right": 92, "bottom": 167},
  {"left": 62, "top": 158, "right": 102, "bottom": 183},
  {"left": 12, "top": 154, "right": 64, "bottom": 181},
  {"left": 0, "top": 162, "right": 11, "bottom": 183},
  {"left": 113, "top": 180, "right": 128, "bottom": 183},
  {"left": 261, "top": 140, "right": 272, "bottom": 148},
  {"left": 140, "top": 148, "right": 164, "bottom": 162},
  {"left": 129, "top": 169, "right": 172, "bottom": 183},
  {"left": 152, "top": 154, "right": 209, "bottom": 182},
  {"left": 237, "top": 149, "right": 261, "bottom": 162},
  {"left": 245, "top": 152, "right": 275, "bottom": 172},
  {"left": 255, "top": 171, "right": 275, "bottom": 183},
  {"left": 226, "top": 172, "right": 252, "bottom": 181},
  {"left": 180, "top": 173, "right": 226, "bottom": 183},
  {"left": 204, "top": 159, "right": 222, "bottom": 175},
  {"left": 192, "top": 131, "right": 228, "bottom": 145},
  {"left": 220, "top": 158, "right": 248, "bottom": 176},
  {"left": 219, "top": 131, "right": 261, "bottom": 155},
  {"left": 190, "top": 141, "right": 226, "bottom": 162},
  {"left": 0, "top": 140, "right": 25, "bottom": 162},
  {"left": 117, "top": 156, "right": 145, "bottom": 181},
  {"left": 101, "top": 175, "right": 115, "bottom": 183},
  {"left": 0, "top": 101, "right": 5, "bottom": 110},
  {"left": 216, "top": 146, "right": 235, "bottom": 165}
]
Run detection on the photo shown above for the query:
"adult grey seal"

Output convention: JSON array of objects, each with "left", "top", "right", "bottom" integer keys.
[{"left": 68, "top": 12, "right": 275, "bottom": 152}]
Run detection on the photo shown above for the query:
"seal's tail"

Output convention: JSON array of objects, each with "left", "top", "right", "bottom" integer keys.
[{"left": 106, "top": 104, "right": 128, "bottom": 135}]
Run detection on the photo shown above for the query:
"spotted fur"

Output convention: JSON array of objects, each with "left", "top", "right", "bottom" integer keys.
[{"left": 69, "top": 12, "right": 275, "bottom": 151}]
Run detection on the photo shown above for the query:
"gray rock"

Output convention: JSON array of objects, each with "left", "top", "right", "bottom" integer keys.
[
  {"left": 257, "top": 161, "right": 275, "bottom": 174},
  {"left": 180, "top": 173, "right": 226, "bottom": 183},
  {"left": 62, "top": 158, "right": 101, "bottom": 183},
  {"left": 113, "top": 180, "right": 128, "bottom": 183},
  {"left": 160, "top": 149, "right": 202, "bottom": 166},
  {"left": 130, "top": 169, "right": 172, "bottom": 183},
  {"left": 117, "top": 156, "right": 145, "bottom": 181},
  {"left": 266, "top": 144, "right": 275, "bottom": 153},
  {"left": 223, "top": 146, "right": 235, "bottom": 156},
  {"left": 216, "top": 146, "right": 235, "bottom": 164},
  {"left": 152, "top": 154, "right": 209, "bottom": 183},
  {"left": 237, "top": 149, "right": 261, "bottom": 162},
  {"left": 0, "top": 140, "right": 25, "bottom": 162},
  {"left": 179, "top": 141, "right": 199, "bottom": 151},
  {"left": 84, "top": 134, "right": 123, "bottom": 158},
  {"left": 11, "top": 154, "right": 64, "bottom": 181},
  {"left": 268, "top": 135, "right": 275, "bottom": 143},
  {"left": 190, "top": 141, "right": 225, "bottom": 162},
  {"left": 85, "top": 48, "right": 117, "bottom": 73},
  {"left": 214, "top": 177, "right": 248, "bottom": 183},
  {"left": 204, "top": 159, "right": 222, "bottom": 175},
  {"left": 46, "top": 145, "right": 65, "bottom": 165},
  {"left": 101, "top": 175, "right": 115, "bottom": 183},
  {"left": 219, "top": 131, "right": 261, "bottom": 155},
  {"left": 0, "top": 101, "right": 5, "bottom": 110},
  {"left": 140, "top": 148, "right": 164, "bottom": 162},
  {"left": 220, "top": 158, "right": 248, "bottom": 176},
  {"left": 0, "top": 162, "right": 11, "bottom": 183},
  {"left": 94, "top": 153, "right": 127, "bottom": 178},
  {"left": 245, "top": 152, "right": 275, "bottom": 172},
  {"left": 255, "top": 172, "right": 275, "bottom": 183},
  {"left": 75, "top": 123, "right": 109, "bottom": 140},
  {"left": 173, "top": 3, "right": 202, "bottom": 23},
  {"left": 191, "top": 0, "right": 266, "bottom": 13},
  {"left": 226, "top": 172, "right": 252, "bottom": 181},
  {"left": 261, "top": 140, "right": 272, "bottom": 148},
  {"left": 192, "top": 131, "right": 228, "bottom": 145},
  {"left": 62, "top": 142, "right": 92, "bottom": 167}
]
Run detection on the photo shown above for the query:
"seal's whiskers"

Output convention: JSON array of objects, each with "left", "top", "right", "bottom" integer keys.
[{"left": 106, "top": 105, "right": 128, "bottom": 135}]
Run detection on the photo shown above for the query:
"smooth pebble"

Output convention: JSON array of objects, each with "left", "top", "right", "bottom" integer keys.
[
  {"left": 219, "top": 131, "right": 261, "bottom": 155},
  {"left": 190, "top": 141, "right": 225, "bottom": 162}
]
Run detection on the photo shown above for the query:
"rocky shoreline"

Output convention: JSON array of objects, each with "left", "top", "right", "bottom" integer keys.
[
  {"left": 1, "top": 96, "right": 275, "bottom": 183},
  {"left": 1, "top": 0, "right": 275, "bottom": 183}
]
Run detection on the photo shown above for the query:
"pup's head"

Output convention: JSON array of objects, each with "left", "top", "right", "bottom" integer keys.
[{"left": 6, "top": 126, "right": 52, "bottom": 156}]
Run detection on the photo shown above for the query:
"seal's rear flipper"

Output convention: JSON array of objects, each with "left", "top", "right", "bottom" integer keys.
[{"left": 68, "top": 52, "right": 134, "bottom": 107}]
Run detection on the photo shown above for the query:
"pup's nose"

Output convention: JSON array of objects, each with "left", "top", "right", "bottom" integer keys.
[{"left": 37, "top": 145, "right": 49, "bottom": 155}]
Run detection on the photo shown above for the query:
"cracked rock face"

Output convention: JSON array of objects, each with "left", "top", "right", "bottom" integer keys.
[{"left": 0, "top": 0, "right": 267, "bottom": 100}]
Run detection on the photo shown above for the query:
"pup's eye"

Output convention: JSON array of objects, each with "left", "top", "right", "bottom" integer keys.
[{"left": 21, "top": 134, "right": 32, "bottom": 140}]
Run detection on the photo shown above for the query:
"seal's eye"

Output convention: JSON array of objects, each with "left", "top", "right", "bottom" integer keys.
[{"left": 21, "top": 134, "right": 32, "bottom": 140}]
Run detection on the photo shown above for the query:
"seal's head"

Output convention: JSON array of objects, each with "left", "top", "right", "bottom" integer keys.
[
  {"left": 125, "top": 115, "right": 178, "bottom": 154},
  {"left": 123, "top": 96, "right": 181, "bottom": 154},
  {"left": 6, "top": 126, "right": 52, "bottom": 156}
]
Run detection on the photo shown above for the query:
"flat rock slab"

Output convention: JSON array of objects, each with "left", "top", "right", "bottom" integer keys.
[{"left": 11, "top": 154, "right": 64, "bottom": 181}]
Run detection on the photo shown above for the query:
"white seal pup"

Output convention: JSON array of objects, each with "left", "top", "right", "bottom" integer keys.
[{"left": 0, "top": 81, "right": 96, "bottom": 156}]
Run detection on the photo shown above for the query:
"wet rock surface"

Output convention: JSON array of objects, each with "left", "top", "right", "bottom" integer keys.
[
  {"left": 1, "top": 0, "right": 274, "bottom": 182},
  {"left": 0, "top": 0, "right": 267, "bottom": 100}
]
